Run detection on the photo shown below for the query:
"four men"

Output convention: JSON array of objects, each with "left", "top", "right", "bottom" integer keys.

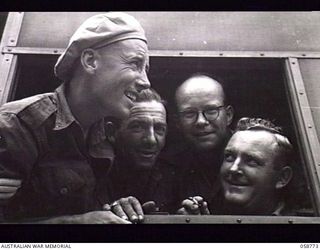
[{"left": 0, "top": 12, "right": 300, "bottom": 222}]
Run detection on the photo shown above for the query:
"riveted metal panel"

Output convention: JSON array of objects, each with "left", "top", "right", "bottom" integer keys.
[
  {"left": 17, "top": 12, "right": 320, "bottom": 52},
  {"left": 143, "top": 215, "right": 320, "bottom": 224},
  {"left": 284, "top": 58, "right": 320, "bottom": 215}
]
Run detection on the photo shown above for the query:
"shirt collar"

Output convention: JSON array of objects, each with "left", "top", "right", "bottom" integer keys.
[
  {"left": 53, "top": 84, "right": 114, "bottom": 161},
  {"left": 53, "top": 83, "right": 76, "bottom": 131},
  {"left": 88, "top": 119, "right": 115, "bottom": 162}
]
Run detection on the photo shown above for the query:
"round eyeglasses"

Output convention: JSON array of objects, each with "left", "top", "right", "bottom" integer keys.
[{"left": 178, "top": 106, "right": 225, "bottom": 123}]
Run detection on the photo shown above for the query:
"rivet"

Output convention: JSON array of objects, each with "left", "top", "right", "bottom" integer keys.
[
  {"left": 292, "top": 62, "right": 296, "bottom": 65},
  {"left": 185, "top": 218, "right": 191, "bottom": 223},
  {"left": 260, "top": 53, "right": 265, "bottom": 56},
  {"left": 302, "top": 54, "right": 306, "bottom": 57},
  {"left": 288, "top": 219, "right": 293, "bottom": 224},
  {"left": 5, "top": 59, "right": 9, "bottom": 62},
  {"left": 53, "top": 50, "right": 58, "bottom": 53},
  {"left": 308, "top": 125, "right": 312, "bottom": 128},
  {"left": 10, "top": 39, "right": 15, "bottom": 43},
  {"left": 219, "top": 53, "right": 223, "bottom": 56},
  {"left": 7, "top": 48, "right": 11, "bottom": 52},
  {"left": 236, "top": 218, "right": 242, "bottom": 224},
  {"left": 179, "top": 52, "right": 183, "bottom": 56},
  {"left": 299, "top": 92, "right": 304, "bottom": 95}
]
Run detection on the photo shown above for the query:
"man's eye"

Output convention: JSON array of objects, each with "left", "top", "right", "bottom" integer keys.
[
  {"left": 155, "top": 125, "right": 167, "bottom": 135},
  {"left": 224, "top": 153, "right": 235, "bottom": 162},
  {"left": 205, "top": 109, "right": 219, "bottom": 115},
  {"left": 247, "top": 158, "right": 260, "bottom": 167},
  {"left": 128, "top": 123, "right": 143, "bottom": 131},
  {"left": 182, "top": 111, "right": 196, "bottom": 119},
  {"left": 131, "top": 60, "right": 142, "bottom": 70}
]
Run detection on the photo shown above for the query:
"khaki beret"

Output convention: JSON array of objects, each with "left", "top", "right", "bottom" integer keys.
[{"left": 54, "top": 12, "right": 147, "bottom": 81}]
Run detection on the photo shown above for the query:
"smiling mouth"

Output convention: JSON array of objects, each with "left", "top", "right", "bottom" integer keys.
[
  {"left": 194, "top": 131, "right": 215, "bottom": 137},
  {"left": 226, "top": 180, "right": 249, "bottom": 187},
  {"left": 138, "top": 150, "right": 157, "bottom": 159},
  {"left": 125, "top": 90, "right": 137, "bottom": 102}
]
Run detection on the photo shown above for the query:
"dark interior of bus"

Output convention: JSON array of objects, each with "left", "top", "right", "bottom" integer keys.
[{"left": 12, "top": 54, "right": 314, "bottom": 215}]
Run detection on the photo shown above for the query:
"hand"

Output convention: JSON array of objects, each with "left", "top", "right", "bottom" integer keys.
[
  {"left": 79, "top": 210, "right": 131, "bottom": 224},
  {"left": 107, "top": 196, "right": 144, "bottom": 223},
  {"left": 0, "top": 178, "right": 22, "bottom": 199},
  {"left": 176, "top": 196, "right": 210, "bottom": 215}
]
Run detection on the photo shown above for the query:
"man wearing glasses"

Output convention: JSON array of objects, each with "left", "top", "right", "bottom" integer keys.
[{"left": 167, "top": 74, "right": 234, "bottom": 213}]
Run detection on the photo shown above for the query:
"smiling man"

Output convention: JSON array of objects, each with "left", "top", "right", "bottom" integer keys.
[
  {"left": 164, "top": 74, "right": 233, "bottom": 212},
  {"left": 98, "top": 89, "right": 177, "bottom": 221},
  {"left": 0, "top": 13, "right": 150, "bottom": 223},
  {"left": 178, "top": 117, "right": 294, "bottom": 216},
  {"left": 220, "top": 117, "right": 293, "bottom": 215}
]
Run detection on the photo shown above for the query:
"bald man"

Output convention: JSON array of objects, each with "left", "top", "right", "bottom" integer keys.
[{"left": 163, "top": 74, "right": 234, "bottom": 213}]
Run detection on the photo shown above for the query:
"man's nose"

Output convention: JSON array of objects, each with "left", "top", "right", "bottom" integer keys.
[
  {"left": 142, "top": 128, "right": 157, "bottom": 146},
  {"left": 229, "top": 158, "right": 241, "bottom": 173},
  {"left": 195, "top": 112, "right": 209, "bottom": 126},
  {"left": 135, "top": 73, "right": 151, "bottom": 92}
]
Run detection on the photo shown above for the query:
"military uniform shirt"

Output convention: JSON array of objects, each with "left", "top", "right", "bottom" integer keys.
[{"left": 0, "top": 84, "right": 114, "bottom": 221}]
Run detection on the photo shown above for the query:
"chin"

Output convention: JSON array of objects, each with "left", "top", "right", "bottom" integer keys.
[
  {"left": 134, "top": 162, "right": 154, "bottom": 171},
  {"left": 224, "top": 187, "right": 252, "bottom": 205},
  {"left": 194, "top": 141, "right": 218, "bottom": 151}
]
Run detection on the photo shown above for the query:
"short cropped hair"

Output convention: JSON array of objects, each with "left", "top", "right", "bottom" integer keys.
[
  {"left": 136, "top": 88, "right": 166, "bottom": 105},
  {"left": 177, "top": 73, "right": 229, "bottom": 105},
  {"left": 235, "top": 117, "right": 293, "bottom": 168}
]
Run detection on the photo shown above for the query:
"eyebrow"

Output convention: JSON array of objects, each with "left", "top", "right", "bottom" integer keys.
[{"left": 224, "top": 148, "right": 265, "bottom": 161}]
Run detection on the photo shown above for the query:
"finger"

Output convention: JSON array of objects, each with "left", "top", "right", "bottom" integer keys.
[
  {"left": 176, "top": 208, "right": 188, "bottom": 215},
  {"left": 200, "top": 201, "right": 210, "bottom": 215},
  {"left": 182, "top": 199, "right": 199, "bottom": 211},
  {"left": 129, "top": 196, "right": 144, "bottom": 221},
  {"left": 0, "top": 179, "right": 22, "bottom": 186},
  {"left": 181, "top": 199, "right": 200, "bottom": 215},
  {"left": 142, "top": 201, "right": 158, "bottom": 214},
  {"left": 193, "top": 196, "right": 204, "bottom": 204},
  {"left": 111, "top": 202, "right": 129, "bottom": 221},
  {"left": 102, "top": 204, "right": 111, "bottom": 211},
  {"left": 119, "top": 198, "right": 139, "bottom": 223},
  {"left": 103, "top": 211, "right": 131, "bottom": 224},
  {"left": 0, "top": 186, "right": 19, "bottom": 193},
  {"left": 0, "top": 192, "right": 15, "bottom": 199}
]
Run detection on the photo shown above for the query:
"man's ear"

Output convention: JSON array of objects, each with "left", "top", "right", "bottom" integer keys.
[
  {"left": 275, "top": 166, "right": 293, "bottom": 189},
  {"left": 225, "top": 105, "right": 234, "bottom": 126},
  {"left": 80, "top": 48, "right": 98, "bottom": 75}
]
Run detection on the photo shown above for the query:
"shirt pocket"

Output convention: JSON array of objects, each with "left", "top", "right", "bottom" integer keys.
[{"left": 31, "top": 159, "right": 95, "bottom": 198}]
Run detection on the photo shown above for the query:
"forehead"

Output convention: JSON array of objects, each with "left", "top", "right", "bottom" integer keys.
[
  {"left": 176, "top": 77, "right": 224, "bottom": 107},
  {"left": 128, "top": 101, "right": 166, "bottom": 120},
  {"left": 100, "top": 39, "right": 148, "bottom": 57},
  {"left": 227, "top": 130, "right": 278, "bottom": 157}
]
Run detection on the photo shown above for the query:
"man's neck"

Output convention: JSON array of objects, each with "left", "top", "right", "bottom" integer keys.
[{"left": 66, "top": 79, "right": 101, "bottom": 132}]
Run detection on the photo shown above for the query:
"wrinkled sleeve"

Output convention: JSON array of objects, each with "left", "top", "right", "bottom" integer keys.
[
  {"left": 0, "top": 112, "right": 39, "bottom": 221},
  {"left": 0, "top": 112, "right": 38, "bottom": 191}
]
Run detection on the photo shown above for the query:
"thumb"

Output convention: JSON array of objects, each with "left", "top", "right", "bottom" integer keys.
[{"left": 142, "top": 201, "right": 159, "bottom": 214}]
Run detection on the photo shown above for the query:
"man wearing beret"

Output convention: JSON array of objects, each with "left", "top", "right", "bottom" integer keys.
[{"left": 0, "top": 12, "right": 150, "bottom": 223}]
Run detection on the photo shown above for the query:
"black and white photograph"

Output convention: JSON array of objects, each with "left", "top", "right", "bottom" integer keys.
[{"left": 0, "top": 12, "right": 319, "bottom": 233}]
